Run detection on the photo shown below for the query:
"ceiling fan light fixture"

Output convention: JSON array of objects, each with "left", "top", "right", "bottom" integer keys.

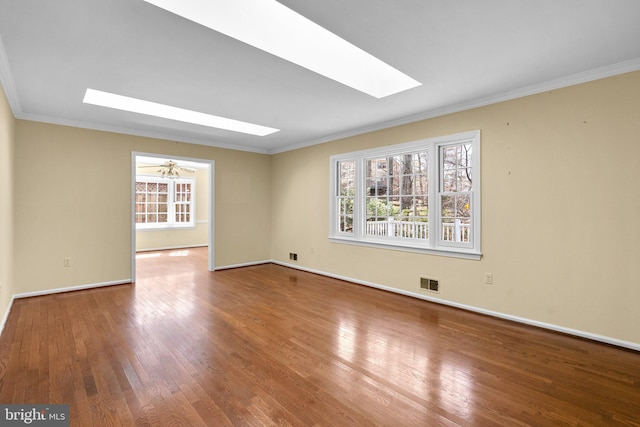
[
  {"left": 159, "top": 168, "right": 179, "bottom": 179},
  {"left": 138, "top": 159, "right": 197, "bottom": 179},
  {"left": 83, "top": 89, "right": 279, "bottom": 136},
  {"left": 142, "top": 0, "right": 421, "bottom": 98}
]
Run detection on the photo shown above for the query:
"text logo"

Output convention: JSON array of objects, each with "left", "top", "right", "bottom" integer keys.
[{"left": 1, "top": 405, "right": 69, "bottom": 426}]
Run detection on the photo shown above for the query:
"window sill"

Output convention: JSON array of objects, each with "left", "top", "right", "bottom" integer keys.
[{"left": 329, "top": 236, "right": 482, "bottom": 260}]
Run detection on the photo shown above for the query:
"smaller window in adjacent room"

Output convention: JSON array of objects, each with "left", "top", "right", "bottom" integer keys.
[
  {"left": 329, "top": 130, "right": 481, "bottom": 259},
  {"left": 135, "top": 177, "right": 195, "bottom": 229}
]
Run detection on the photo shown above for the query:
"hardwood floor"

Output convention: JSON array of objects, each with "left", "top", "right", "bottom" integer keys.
[{"left": 1, "top": 247, "right": 639, "bottom": 426}]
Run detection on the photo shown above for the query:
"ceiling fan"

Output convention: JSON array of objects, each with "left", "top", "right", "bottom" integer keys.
[{"left": 137, "top": 160, "right": 196, "bottom": 178}]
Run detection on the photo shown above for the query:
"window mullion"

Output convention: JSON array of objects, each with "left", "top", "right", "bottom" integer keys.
[
  {"left": 354, "top": 156, "right": 365, "bottom": 240},
  {"left": 429, "top": 143, "right": 439, "bottom": 248},
  {"left": 168, "top": 181, "right": 176, "bottom": 226}
]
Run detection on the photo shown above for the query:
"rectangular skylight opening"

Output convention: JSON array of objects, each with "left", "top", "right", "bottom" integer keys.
[
  {"left": 83, "top": 89, "right": 279, "bottom": 136},
  {"left": 143, "top": 0, "right": 421, "bottom": 98}
]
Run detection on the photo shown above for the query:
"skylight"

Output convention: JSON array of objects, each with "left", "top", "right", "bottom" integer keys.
[
  {"left": 83, "top": 89, "right": 279, "bottom": 136},
  {"left": 142, "top": 0, "right": 421, "bottom": 98}
]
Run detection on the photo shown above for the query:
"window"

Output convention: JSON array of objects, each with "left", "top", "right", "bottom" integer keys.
[
  {"left": 135, "top": 177, "right": 195, "bottom": 229},
  {"left": 329, "top": 131, "right": 480, "bottom": 259}
]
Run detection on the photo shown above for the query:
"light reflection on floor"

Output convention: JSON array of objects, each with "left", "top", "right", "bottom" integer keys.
[
  {"left": 168, "top": 250, "right": 190, "bottom": 257},
  {"left": 333, "top": 312, "right": 474, "bottom": 421},
  {"left": 136, "top": 249, "right": 191, "bottom": 259},
  {"left": 134, "top": 249, "right": 198, "bottom": 326},
  {"left": 135, "top": 252, "right": 162, "bottom": 259},
  {"left": 336, "top": 318, "right": 356, "bottom": 362}
]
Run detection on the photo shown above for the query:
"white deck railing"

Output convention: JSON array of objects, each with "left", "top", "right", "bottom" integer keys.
[{"left": 366, "top": 218, "right": 470, "bottom": 243}]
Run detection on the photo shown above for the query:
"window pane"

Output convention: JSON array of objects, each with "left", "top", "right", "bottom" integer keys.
[
  {"left": 416, "top": 173, "right": 428, "bottom": 194},
  {"left": 440, "top": 194, "right": 471, "bottom": 243},
  {"left": 439, "top": 143, "right": 473, "bottom": 245},
  {"left": 340, "top": 215, "right": 353, "bottom": 233},
  {"left": 339, "top": 161, "right": 354, "bottom": 194},
  {"left": 443, "top": 170, "right": 457, "bottom": 192},
  {"left": 337, "top": 160, "right": 355, "bottom": 235},
  {"left": 442, "top": 146, "right": 456, "bottom": 168},
  {"left": 457, "top": 168, "right": 472, "bottom": 191},
  {"left": 366, "top": 158, "right": 386, "bottom": 196},
  {"left": 339, "top": 198, "right": 349, "bottom": 215},
  {"left": 364, "top": 151, "right": 429, "bottom": 240},
  {"left": 441, "top": 144, "right": 473, "bottom": 192},
  {"left": 366, "top": 196, "right": 395, "bottom": 221},
  {"left": 441, "top": 194, "right": 455, "bottom": 218},
  {"left": 388, "top": 175, "right": 401, "bottom": 196},
  {"left": 457, "top": 194, "right": 471, "bottom": 218}
]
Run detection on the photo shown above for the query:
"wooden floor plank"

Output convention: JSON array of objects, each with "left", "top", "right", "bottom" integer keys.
[{"left": 0, "top": 247, "right": 639, "bottom": 426}]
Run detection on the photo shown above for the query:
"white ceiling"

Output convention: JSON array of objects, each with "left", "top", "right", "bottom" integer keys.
[{"left": 1, "top": 0, "right": 639, "bottom": 154}]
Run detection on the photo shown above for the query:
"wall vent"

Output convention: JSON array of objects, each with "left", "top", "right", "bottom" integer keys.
[{"left": 420, "top": 277, "right": 440, "bottom": 293}]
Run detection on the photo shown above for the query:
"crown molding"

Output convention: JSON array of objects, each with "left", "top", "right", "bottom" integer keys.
[
  {"left": 269, "top": 58, "right": 640, "bottom": 154},
  {"left": 0, "top": 34, "right": 21, "bottom": 115},
  {"left": 14, "top": 111, "right": 272, "bottom": 154}
]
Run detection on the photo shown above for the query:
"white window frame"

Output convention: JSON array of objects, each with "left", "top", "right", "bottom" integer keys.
[
  {"left": 329, "top": 130, "right": 481, "bottom": 260},
  {"left": 135, "top": 176, "right": 196, "bottom": 230}
]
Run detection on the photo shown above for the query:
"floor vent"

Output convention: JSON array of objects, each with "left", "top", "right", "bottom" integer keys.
[{"left": 420, "top": 277, "right": 440, "bottom": 293}]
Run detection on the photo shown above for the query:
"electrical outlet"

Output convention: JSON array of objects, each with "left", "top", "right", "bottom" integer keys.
[
  {"left": 484, "top": 273, "right": 493, "bottom": 285},
  {"left": 289, "top": 252, "right": 298, "bottom": 261},
  {"left": 64, "top": 257, "right": 72, "bottom": 268}
]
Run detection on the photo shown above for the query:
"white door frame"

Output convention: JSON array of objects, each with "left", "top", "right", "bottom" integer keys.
[{"left": 131, "top": 151, "right": 215, "bottom": 280}]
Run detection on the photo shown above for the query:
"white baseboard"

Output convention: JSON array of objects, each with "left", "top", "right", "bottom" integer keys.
[
  {"left": 0, "top": 278, "right": 131, "bottom": 338},
  {"left": 136, "top": 244, "right": 207, "bottom": 253},
  {"left": 214, "top": 260, "right": 271, "bottom": 271},
  {"left": 13, "top": 279, "right": 132, "bottom": 300},
  {"left": 0, "top": 295, "right": 15, "bottom": 339},
  {"left": 272, "top": 260, "right": 640, "bottom": 352}
]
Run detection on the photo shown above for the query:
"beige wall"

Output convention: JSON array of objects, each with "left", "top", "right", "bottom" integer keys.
[
  {"left": 135, "top": 166, "right": 209, "bottom": 251},
  {"left": 13, "top": 122, "right": 272, "bottom": 294},
  {"left": 3, "top": 70, "right": 639, "bottom": 347},
  {"left": 0, "top": 82, "right": 15, "bottom": 322},
  {"left": 271, "top": 71, "right": 640, "bottom": 345}
]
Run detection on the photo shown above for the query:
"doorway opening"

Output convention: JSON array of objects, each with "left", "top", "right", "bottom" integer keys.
[{"left": 131, "top": 152, "right": 215, "bottom": 280}]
